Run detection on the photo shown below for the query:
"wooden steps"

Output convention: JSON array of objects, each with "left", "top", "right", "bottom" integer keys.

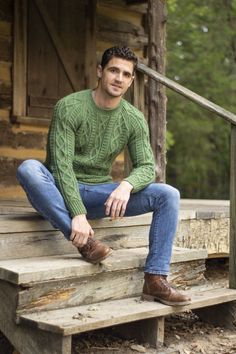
[
  {"left": 0, "top": 198, "right": 230, "bottom": 260},
  {"left": 18, "top": 288, "right": 236, "bottom": 336},
  {"left": 0, "top": 247, "right": 207, "bottom": 317},
  {"left": 0, "top": 198, "right": 233, "bottom": 354}
]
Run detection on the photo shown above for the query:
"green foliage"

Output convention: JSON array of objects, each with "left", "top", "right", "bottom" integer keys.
[{"left": 166, "top": 0, "right": 236, "bottom": 199}]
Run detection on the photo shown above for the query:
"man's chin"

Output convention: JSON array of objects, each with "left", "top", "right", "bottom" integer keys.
[{"left": 107, "top": 90, "right": 123, "bottom": 98}]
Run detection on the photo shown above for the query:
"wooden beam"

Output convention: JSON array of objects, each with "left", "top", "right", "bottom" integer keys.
[
  {"left": 229, "top": 124, "right": 236, "bottom": 288},
  {"left": 13, "top": 0, "right": 27, "bottom": 117},
  {"left": 33, "top": 0, "right": 81, "bottom": 92},
  {"left": 137, "top": 63, "right": 236, "bottom": 126},
  {"left": 147, "top": 0, "right": 167, "bottom": 183},
  {"left": 133, "top": 69, "right": 145, "bottom": 115},
  {"left": 84, "top": 0, "right": 97, "bottom": 88}
]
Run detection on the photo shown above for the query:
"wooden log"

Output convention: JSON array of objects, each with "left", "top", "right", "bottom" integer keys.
[
  {"left": 99, "top": 0, "right": 147, "bottom": 14},
  {"left": 147, "top": 0, "right": 167, "bottom": 183},
  {"left": 0, "top": 20, "right": 11, "bottom": 35},
  {"left": 230, "top": 124, "right": 236, "bottom": 288},
  {"left": 0, "top": 34, "right": 12, "bottom": 61},
  {"left": 99, "top": 30, "right": 147, "bottom": 48},
  {"left": 97, "top": 14, "right": 145, "bottom": 35},
  {"left": 0, "top": 61, "right": 11, "bottom": 81}
]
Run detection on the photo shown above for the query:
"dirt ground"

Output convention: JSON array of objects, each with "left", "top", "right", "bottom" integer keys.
[
  {"left": 1, "top": 259, "right": 236, "bottom": 354},
  {"left": 72, "top": 312, "right": 236, "bottom": 354}
]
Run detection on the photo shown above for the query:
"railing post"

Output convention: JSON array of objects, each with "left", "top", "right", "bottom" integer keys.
[
  {"left": 147, "top": 0, "right": 167, "bottom": 183},
  {"left": 229, "top": 124, "right": 236, "bottom": 289}
]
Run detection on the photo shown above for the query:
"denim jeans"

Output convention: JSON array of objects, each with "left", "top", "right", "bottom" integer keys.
[{"left": 17, "top": 159, "right": 180, "bottom": 275}]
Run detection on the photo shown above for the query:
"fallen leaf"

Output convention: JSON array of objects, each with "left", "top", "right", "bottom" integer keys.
[{"left": 130, "top": 344, "right": 146, "bottom": 353}]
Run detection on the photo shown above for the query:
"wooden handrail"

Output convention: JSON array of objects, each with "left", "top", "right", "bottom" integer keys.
[
  {"left": 137, "top": 62, "right": 236, "bottom": 291},
  {"left": 137, "top": 63, "right": 236, "bottom": 125}
]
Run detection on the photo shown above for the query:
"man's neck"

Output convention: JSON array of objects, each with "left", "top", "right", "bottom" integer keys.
[{"left": 92, "top": 88, "right": 122, "bottom": 110}]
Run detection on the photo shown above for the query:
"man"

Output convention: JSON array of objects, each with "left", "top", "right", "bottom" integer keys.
[{"left": 17, "top": 46, "right": 191, "bottom": 306}]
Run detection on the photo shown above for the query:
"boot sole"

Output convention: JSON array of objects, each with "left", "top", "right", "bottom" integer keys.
[
  {"left": 83, "top": 248, "right": 113, "bottom": 264},
  {"left": 141, "top": 293, "right": 191, "bottom": 306}
]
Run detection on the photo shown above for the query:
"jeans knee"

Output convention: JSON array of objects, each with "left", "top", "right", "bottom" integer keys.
[
  {"left": 163, "top": 185, "right": 180, "bottom": 205},
  {"left": 17, "top": 159, "right": 42, "bottom": 183}
]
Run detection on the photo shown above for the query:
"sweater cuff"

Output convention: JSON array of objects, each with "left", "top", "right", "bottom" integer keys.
[
  {"left": 69, "top": 200, "right": 87, "bottom": 217},
  {"left": 123, "top": 176, "right": 140, "bottom": 193}
]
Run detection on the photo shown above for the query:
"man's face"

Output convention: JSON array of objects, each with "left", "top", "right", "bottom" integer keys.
[{"left": 97, "top": 57, "right": 134, "bottom": 98}]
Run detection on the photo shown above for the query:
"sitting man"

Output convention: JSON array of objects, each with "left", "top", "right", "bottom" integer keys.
[{"left": 17, "top": 46, "right": 191, "bottom": 306}]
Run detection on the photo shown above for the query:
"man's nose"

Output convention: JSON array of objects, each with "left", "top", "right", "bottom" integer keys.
[{"left": 115, "top": 72, "right": 123, "bottom": 81}]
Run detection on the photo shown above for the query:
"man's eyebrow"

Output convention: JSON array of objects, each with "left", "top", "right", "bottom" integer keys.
[{"left": 108, "top": 66, "right": 133, "bottom": 75}]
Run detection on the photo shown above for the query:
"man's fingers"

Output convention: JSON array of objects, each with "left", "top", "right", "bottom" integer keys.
[
  {"left": 105, "top": 197, "right": 113, "bottom": 216},
  {"left": 72, "top": 233, "right": 88, "bottom": 247},
  {"left": 115, "top": 201, "right": 123, "bottom": 218},
  {"left": 70, "top": 232, "right": 76, "bottom": 241},
  {"left": 120, "top": 201, "right": 127, "bottom": 218},
  {"left": 110, "top": 200, "right": 120, "bottom": 219}
]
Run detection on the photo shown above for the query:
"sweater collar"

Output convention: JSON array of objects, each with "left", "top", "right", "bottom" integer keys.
[{"left": 89, "top": 89, "right": 123, "bottom": 115}]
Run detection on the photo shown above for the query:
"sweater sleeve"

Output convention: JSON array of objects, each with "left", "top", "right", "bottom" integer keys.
[
  {"left": 47, "top": 99, "right": 87, "bottom": 217},
  {"left": 124, "top": 113, "right": 156, "bottom": 192}
]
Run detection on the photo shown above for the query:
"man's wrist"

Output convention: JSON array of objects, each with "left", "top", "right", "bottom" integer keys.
[
  {"left": 73, "top": 214, "right": 87, "bottom": 220},
  {"left": 120, "top": 180, "right": 133, "bottom": 192}
]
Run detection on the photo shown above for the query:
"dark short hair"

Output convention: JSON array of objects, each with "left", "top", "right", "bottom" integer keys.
[{"left": 101, "top": 46, "right": 138, "bottom": 71}]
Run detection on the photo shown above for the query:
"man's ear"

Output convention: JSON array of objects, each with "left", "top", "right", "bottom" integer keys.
[
  {"left": 97, "top": 65, "right": 103, "bottom": 79},
  {"left": 128, "top": 75, "right": 135, "bottom": 88}
]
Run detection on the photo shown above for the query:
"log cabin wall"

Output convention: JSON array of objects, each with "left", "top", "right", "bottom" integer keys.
[{"left": 0, "top": 0, "right": 147, "bottom": 199}]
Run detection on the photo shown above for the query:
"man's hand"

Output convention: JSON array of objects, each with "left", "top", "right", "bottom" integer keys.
[
  {"left": 70, "top": 214, "right": 94, "bottom": 248},
  {"left": 105, "top": 181, "right": 133, "bottom": 219}
]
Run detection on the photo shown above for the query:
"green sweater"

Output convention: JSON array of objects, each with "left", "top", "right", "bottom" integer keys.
[{"left": 44, "top": 89, "right": 155, "bottom": 217}]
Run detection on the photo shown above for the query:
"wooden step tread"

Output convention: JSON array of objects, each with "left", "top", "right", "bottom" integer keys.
[
  {"left": 0, "top": 209, "right": 200, "bottom": 234},
  {"left": 0, "top": 247, "right": 207, "bottom": 285},
  {"left": 18, "top": 287, "right": 236, "bottom": 336}
]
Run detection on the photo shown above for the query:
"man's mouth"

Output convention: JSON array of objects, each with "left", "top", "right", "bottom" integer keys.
[{"left": 111, "top": 84, "right": 122, "bottom": 89}]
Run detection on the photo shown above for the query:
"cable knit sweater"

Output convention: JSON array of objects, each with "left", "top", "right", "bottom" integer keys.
[{"left": 44, "top": 89, "right": 155, "bottom": 217}]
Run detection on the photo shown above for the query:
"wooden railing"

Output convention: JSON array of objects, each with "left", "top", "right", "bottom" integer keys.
[{"left": 136, "top": 63, "right": 236, "bottom": 289}]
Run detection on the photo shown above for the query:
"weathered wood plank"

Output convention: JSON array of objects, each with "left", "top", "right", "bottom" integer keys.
[
  {"left": 0, "top": 247, "right": 207, "bottom": 284},
  {"left": 12, "top": 259, "right": 205, "bottom": 315},
  {"left": 230, "top": 124, "right": 236, "bottom": 288},
  {"left": 18, "top": 288, "right": 236, "bottom": 336},
  {"left": 13, "top": 0, "right": 27, "bottom": 117},
  {"left": 0, "top": 280, "right": 72, "bottom": 354},
  {"left": 17, "top": 269, "right": 144, "bottom": 314},
  {"left": 33, "top": 0, "right": 81, "bottom": 92}
]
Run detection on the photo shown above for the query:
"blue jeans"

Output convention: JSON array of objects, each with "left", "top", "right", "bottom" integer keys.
[{"left": 17, "top": 159, "right": 180, "bottom": 275}]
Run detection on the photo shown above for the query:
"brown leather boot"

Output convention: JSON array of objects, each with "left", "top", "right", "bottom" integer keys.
[
  {"left": 141, "top": 273, "right": 191, "bottom": 306},
  {"left": 78, "top": 238, "right": 112, "bottom": 264}
]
